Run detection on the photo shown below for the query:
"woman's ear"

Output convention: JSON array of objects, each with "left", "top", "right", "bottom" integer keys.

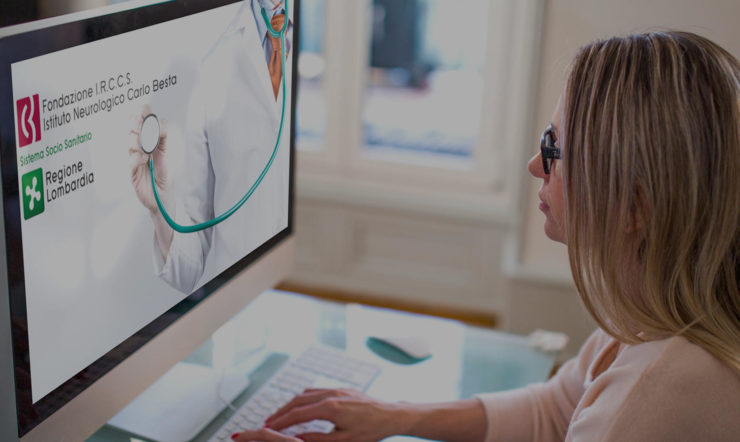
[
  {"left": 625, "top": 209, "right": 645, "bottom": 232},
  {"left": 626, "top": 188, "right": 648, "bottom": 233}
]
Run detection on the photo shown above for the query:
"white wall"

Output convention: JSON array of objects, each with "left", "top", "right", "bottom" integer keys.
[{"left": 288, "top": 0, "right": 740, "bottom": 358}]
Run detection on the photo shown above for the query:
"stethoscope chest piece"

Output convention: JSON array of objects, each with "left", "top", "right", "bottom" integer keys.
[{"left": 140, "top": 113, "right": 160, "bottom": 154}]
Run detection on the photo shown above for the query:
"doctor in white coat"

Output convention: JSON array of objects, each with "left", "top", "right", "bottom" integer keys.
[{"left": 129, "top": 0, "right": 292, "bottom": 294}]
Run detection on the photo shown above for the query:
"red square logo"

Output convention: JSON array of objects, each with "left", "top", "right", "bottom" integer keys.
[{"left": 16, "top": 94, "right": 41, "bottom": 148}]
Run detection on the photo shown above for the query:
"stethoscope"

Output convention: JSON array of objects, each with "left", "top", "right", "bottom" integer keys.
[{"left": 139, "top": 0, "right": 289, "bottom": 234}]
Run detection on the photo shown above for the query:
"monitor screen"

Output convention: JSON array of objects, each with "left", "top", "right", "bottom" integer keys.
[{"left": 0, "top": 0, "right": 296, "bottom": 436}]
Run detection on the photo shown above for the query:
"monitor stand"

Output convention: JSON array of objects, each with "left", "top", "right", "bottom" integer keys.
[{"left": 107, "top": 360, "right": 250, "bottom": 442}]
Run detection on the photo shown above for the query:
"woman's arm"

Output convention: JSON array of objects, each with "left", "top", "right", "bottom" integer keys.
[
  {"left": 391, "top": 398, "right": 487, "bottom": 441},
  {"left": 267, "top": 330, "right": 608, "bottom": 442},
  {"left": 265, "top": 389, "right": 487, "bottom": 442}
]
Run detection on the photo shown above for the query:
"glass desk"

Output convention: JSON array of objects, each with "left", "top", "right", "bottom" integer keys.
[{"left": 89, "top": 290, "right": 558, "bottom": 441}]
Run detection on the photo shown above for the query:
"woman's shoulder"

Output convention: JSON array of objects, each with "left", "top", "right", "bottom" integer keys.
[
  {"left": 618, "top": 333, "right": 740, "bottom": 386},
  {"left": 585, "top": 328, "right": 739, "bottom": 381},
  {"left": 603, "top": 334, "right": 740, "bottom": 440},
  {"left": 567, "top": 331, "right": 740, "bottom": 441}
]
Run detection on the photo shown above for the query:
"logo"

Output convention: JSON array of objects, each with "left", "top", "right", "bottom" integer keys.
[
  {"left": 21, "top": 168, "right": 44, "bottom": 220},
  {"left": 16, "top": 94, "right": 41, "bottom": 147}
]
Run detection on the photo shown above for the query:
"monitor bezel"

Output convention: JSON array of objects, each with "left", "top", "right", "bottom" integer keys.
[{"left": 0, "top": 0, "right": 298, "bottom": 436}]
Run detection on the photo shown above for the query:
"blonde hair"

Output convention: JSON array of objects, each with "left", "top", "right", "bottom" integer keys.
[{"left": 562, "top": 31, "right": 740, "bottom": 370}]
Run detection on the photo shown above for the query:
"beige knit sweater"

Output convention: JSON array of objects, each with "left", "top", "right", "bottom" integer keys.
[{"left": 476, "top": 328, "right": 740, "bottom": 441}]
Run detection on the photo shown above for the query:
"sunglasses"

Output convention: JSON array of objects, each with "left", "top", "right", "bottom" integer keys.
[{"left": 540, "top": 124, "right": 561, "bottom": 175}]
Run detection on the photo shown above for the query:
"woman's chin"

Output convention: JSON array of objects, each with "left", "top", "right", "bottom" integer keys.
[{"left": 543, "top": 220, "right": 565, "bottom": 244}]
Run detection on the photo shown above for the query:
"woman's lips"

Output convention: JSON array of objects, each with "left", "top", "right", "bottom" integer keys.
[{"left": 538, "top": 192, "right": 549, "bottom": 211}]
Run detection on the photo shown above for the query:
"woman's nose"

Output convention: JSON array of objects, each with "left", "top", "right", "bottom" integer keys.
[{"left": 528, "top": 151, "right": 546, "bottom": 178}]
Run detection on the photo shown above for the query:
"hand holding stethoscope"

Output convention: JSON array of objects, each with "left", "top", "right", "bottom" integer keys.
[
  {"left": 129, "top": 104, "right": 173, "bottom": 218},
  {"left": 130, "top": 0, "right": 289, "bottom": 234}
]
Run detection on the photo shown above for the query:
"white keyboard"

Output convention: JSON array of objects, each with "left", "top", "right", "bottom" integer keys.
[{"left": 207, "top": 346, "right": 381, "bottom": 441}]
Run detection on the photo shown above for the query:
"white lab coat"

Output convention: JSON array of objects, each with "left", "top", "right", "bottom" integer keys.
[{"left": 154, "top": 2, "right": 291, "bottom": 294}]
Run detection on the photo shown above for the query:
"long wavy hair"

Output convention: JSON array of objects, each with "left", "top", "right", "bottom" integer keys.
[{"left": 562, "top": 31, "right": 740, "bottom": 370}]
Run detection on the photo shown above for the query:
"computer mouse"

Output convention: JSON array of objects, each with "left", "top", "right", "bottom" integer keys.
[{"left": 366, "top": 335, "right": 432, "bottom": 364}]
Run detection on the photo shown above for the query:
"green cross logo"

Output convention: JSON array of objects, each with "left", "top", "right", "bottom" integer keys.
[{"left": 21, "top": 168, "right": 44, "bottom": 220}]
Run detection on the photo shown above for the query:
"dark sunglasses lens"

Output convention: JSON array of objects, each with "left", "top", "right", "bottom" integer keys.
[{"left": 540, "top": 126, "right": 556, "bottom": 174}]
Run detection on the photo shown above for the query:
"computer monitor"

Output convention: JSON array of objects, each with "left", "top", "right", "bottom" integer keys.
[{"left": 0, "top": 0, "right": 298, "bottom": 439}]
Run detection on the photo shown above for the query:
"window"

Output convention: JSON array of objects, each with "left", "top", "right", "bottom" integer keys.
[
  {"left": 296, "top": 0, "right": 543, "bottom": 218},
  {"left": 362, "top": 0, "right": 489, "bottom": 166},
  {"left": 296, "top": 0, "right": 327, "bottom": 152}
]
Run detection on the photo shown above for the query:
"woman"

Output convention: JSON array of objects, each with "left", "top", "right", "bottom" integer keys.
[{"left": 233, "top": 31, "right": 740, "bottom": 441}]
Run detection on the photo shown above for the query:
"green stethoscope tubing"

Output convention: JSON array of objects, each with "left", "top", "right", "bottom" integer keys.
[{"left": 149, "top": 1, "right": 289, "bottom": 234}]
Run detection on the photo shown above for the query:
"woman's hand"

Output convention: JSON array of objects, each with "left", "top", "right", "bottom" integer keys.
[
  {"left": 128, "top": 104, "right": 175, "bottom": 258},
  {"left": 231, "top": 428, "right": 300, "bottom": 442},
  {"left": 265, "top": 388, "right": 400, "bottom": 442}
]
